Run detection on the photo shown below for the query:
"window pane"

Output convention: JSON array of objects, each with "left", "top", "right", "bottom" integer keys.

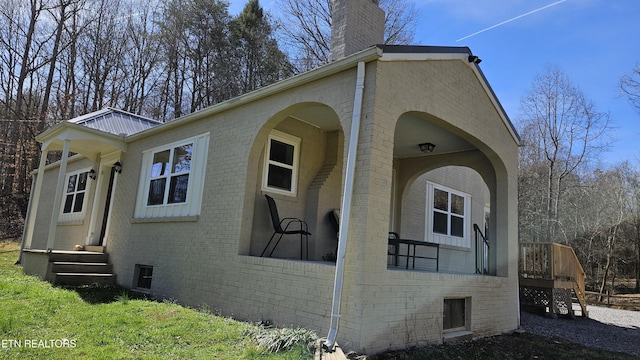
[
  {"left": 77, "top": 172, "right": 88, "bottom": 191},
  {"left": 451, "top": 194, "right": 464, "bottom": 215},
  {"left": 147, "top": 178, "right": 166, "bottom": 205},
  {"left": 433, "top": 189, "right": 448, "bottom": 211},
  {"left": 267, "top": 164, "right": 293, "bottom": 191},
  {"left": 270, "top": 139, "right": 294, "bottom": 166},
  {"left": 63, "top": 195, "right": 74, "bottom": 213},
  {"left": 433, "top": 212, "right": 448, "bottom": 234},
  {"left": 168, "top": 174, "right": 189, "bottom": 204},
  {"left": 137, "top": 266, "right": 153, "bottom": 289},
  {"left": 172, "top": 144, "right": 193, "bottom": 173},
  {"left": 73, "top": 193, "right": 85, "bottom": 212},
  {"left": 451, "top": 215, "right": 464, "bottom": 237},
  {"left": 151, "top": 150, "right": 170, "bottom": 177},
  {"left": 444, "top": 299, "right": 465, "bottom": 330},
  {"left": 67, "top": 174, "right": 77, "bottom": 193}
]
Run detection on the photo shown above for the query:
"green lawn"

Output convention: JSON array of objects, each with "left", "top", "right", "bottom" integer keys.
[{"left": 0, "top": 242, "right": 315, "bottom": 359}]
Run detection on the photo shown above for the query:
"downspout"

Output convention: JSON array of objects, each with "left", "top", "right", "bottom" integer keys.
[{"left": 324, "top": 61, "right": 366, "bottom": 351}]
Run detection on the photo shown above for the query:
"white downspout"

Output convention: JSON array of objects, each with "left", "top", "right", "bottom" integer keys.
[{"left": 324, "top": 61, "right": 366, "bottom": 351}]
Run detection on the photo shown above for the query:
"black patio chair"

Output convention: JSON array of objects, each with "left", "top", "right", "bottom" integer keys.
[{"left": 260, "top": 194, "right": 311, "bottom": 260}]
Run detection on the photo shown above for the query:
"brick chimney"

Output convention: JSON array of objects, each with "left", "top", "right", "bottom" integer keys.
[{"left": 329, "top": 0, "right": 385, "bottom": 62}]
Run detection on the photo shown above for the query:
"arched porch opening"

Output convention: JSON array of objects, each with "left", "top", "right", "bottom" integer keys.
[
  {"left": 239, "top": 102, "right": 345, "bottom": 261},
  {"left": 390, "top": 111, "right": 506, "bottom": 275}
]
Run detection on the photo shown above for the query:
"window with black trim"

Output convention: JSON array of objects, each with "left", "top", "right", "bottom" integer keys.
[
  {"left": 135, "top": 264, "right": 153, "bottom": 289},
  {"left": 262, "top": 130, "right": 300, "bottom": 195},
  {"left": 62, "top": 170, "right": 89, "bottom": 214}
]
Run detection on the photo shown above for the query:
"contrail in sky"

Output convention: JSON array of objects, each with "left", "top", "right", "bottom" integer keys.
[{"left": 456, "top": 0, "right": 567, "bottom": 42}]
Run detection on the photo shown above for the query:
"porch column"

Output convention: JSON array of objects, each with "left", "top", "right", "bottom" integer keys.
[
  {"left": 22, "top": 146, "right": 50, "bottom": 249},
  {"left": 46, "top": 139, "right": 71, "bottom": 250}
]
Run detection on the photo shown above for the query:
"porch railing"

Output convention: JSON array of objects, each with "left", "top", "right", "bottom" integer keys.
[{"left": 474, "top": 223, "right": 489, "bottom": 274}]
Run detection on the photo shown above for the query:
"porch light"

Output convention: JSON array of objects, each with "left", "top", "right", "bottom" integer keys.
[
  {"left": 88, "top": 169, "right": 96, "bottom": 180},
  {"left": 419, "top": 142, "right": 436, "bottom": 153},
  {"left": 113, "top": 161, "right": 122, "bottom": 173}
]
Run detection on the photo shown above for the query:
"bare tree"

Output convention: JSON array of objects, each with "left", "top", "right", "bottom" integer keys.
[
  {"left": 620, "top": 63, "right": 640, "bottom": 115},
  {"left": 518, "top": 65, "right": 612, "bottom": 242},
  {"left": 275, "top": 0, "right": 418, "bottom": 72}
]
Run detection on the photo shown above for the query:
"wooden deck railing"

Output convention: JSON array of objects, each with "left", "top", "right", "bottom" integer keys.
[{"left": 519, "top": 242, "right": 588, "bottom": 316}]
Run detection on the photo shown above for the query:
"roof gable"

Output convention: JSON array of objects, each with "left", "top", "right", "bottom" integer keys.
[{"left": 68, "top": 107, "right": 162, "bottom": 136}]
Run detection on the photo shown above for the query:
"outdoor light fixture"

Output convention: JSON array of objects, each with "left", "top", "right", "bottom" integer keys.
[
  {"left": 88, "top": 169, "right": 96, "bottom": 180},
  {"left": 113, "top": 161, "right": 122, "bottom": 173},
  {"left": 419, "top": 142, "right": 436, "bottom": 153},
  {"left": 468, "top": 55, "right": 482, "bottom": 64}
]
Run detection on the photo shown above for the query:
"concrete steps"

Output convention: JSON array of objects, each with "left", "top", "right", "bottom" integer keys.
[
  {"left": 54, "top": 272, "right": 116, "bottom": 286},
  {"left": 46, "top": 249, "right": 116, "bottom": 286},
  {"left": 51, "top": 262, "right": 113, "bottom": 274}
]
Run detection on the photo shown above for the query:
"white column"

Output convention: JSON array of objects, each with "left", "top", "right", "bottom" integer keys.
[
  {"left": 22, "top": 146, "right": 49, "bottom": 249},
  {"left": 46, "top": 140, "right": 71, "bottom": 250}
]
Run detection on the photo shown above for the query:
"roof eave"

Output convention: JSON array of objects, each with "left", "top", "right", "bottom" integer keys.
[{"left": 378, "top": 45, "right": 521, "bottom": 146}]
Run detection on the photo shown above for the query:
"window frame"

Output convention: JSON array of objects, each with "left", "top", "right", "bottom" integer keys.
[
  {"left": 146, "top": 142, "right": 193, "bottom": 206},
  {"left": 134, "top": 133, "right": 210, "bottom": 219},
  {"left": 426, "top": 182, "right": 471, "bottom": 248},
  {"left": 261, "top": 130, "right": 301, "bottom": 196},
  {"left": 134, "top": 264, "right": 153, "bottom": 290},
  {"left": 443, "top": 297, "right": 469, "bottom": 332},
  {"left": 58, "top": 168, "right": 92, "bottom": 223}
]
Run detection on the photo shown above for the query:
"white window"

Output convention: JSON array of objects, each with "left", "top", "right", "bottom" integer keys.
[
  {"left": 147, "top": 143, "right": 192, "bottom": 206},
  {"left": 134, "top": 133, "right": 210, "bottom": 218},
  {"left": 59, "top": 168, "right": 91, "bottom": 223},
  {"left": 262, "top": 130, "right": 300, "bottom": 196},
  {"left": 426, "top": 182, "right": 471, "bottom": 247}
]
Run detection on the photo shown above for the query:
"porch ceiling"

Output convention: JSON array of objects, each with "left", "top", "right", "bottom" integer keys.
[{"left": 394, "top": 112, "right": 475, "bottom": 159}]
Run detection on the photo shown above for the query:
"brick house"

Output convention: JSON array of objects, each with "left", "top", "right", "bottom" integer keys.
[{"left": 20, "top": 0, "right": 521, "bottom": 353}]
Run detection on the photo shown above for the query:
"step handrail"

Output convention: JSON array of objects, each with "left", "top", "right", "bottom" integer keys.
[{"left": 474, "top": 223, "right": 489, "bottom": 274}]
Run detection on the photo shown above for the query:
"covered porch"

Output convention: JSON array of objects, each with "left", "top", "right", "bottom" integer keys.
[{"left": 245, "top": 104, "right": 502, "bottom": 277}]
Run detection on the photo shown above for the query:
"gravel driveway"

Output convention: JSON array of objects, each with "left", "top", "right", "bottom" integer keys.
[{"left": 520, "top": 306, "right": 640, "bottom": 356}]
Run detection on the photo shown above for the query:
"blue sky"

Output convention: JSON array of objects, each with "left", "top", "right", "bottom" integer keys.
[{"left": 228, "top": 0, "right": 640, "bottom": 166}]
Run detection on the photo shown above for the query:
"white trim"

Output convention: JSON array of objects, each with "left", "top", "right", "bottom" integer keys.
[
  {"left": 134, "top": 132, "right": 210, "bottom": 218},
  {"left": 426, "top": 182, "right": 471, "bottom": 248},
  {"left": 85, "top": 151, "right": 122, "bottom": 246},
  {"left": 261, "top": 130, "right": 301, "bottom": 197},
  {"left": 58, "top": 167, "right": 93, "bottom": 223}
]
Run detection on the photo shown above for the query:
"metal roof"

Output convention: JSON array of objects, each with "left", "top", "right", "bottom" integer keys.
[{"left": 67, "top": 107, "right": 162, "bottom": 136}]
